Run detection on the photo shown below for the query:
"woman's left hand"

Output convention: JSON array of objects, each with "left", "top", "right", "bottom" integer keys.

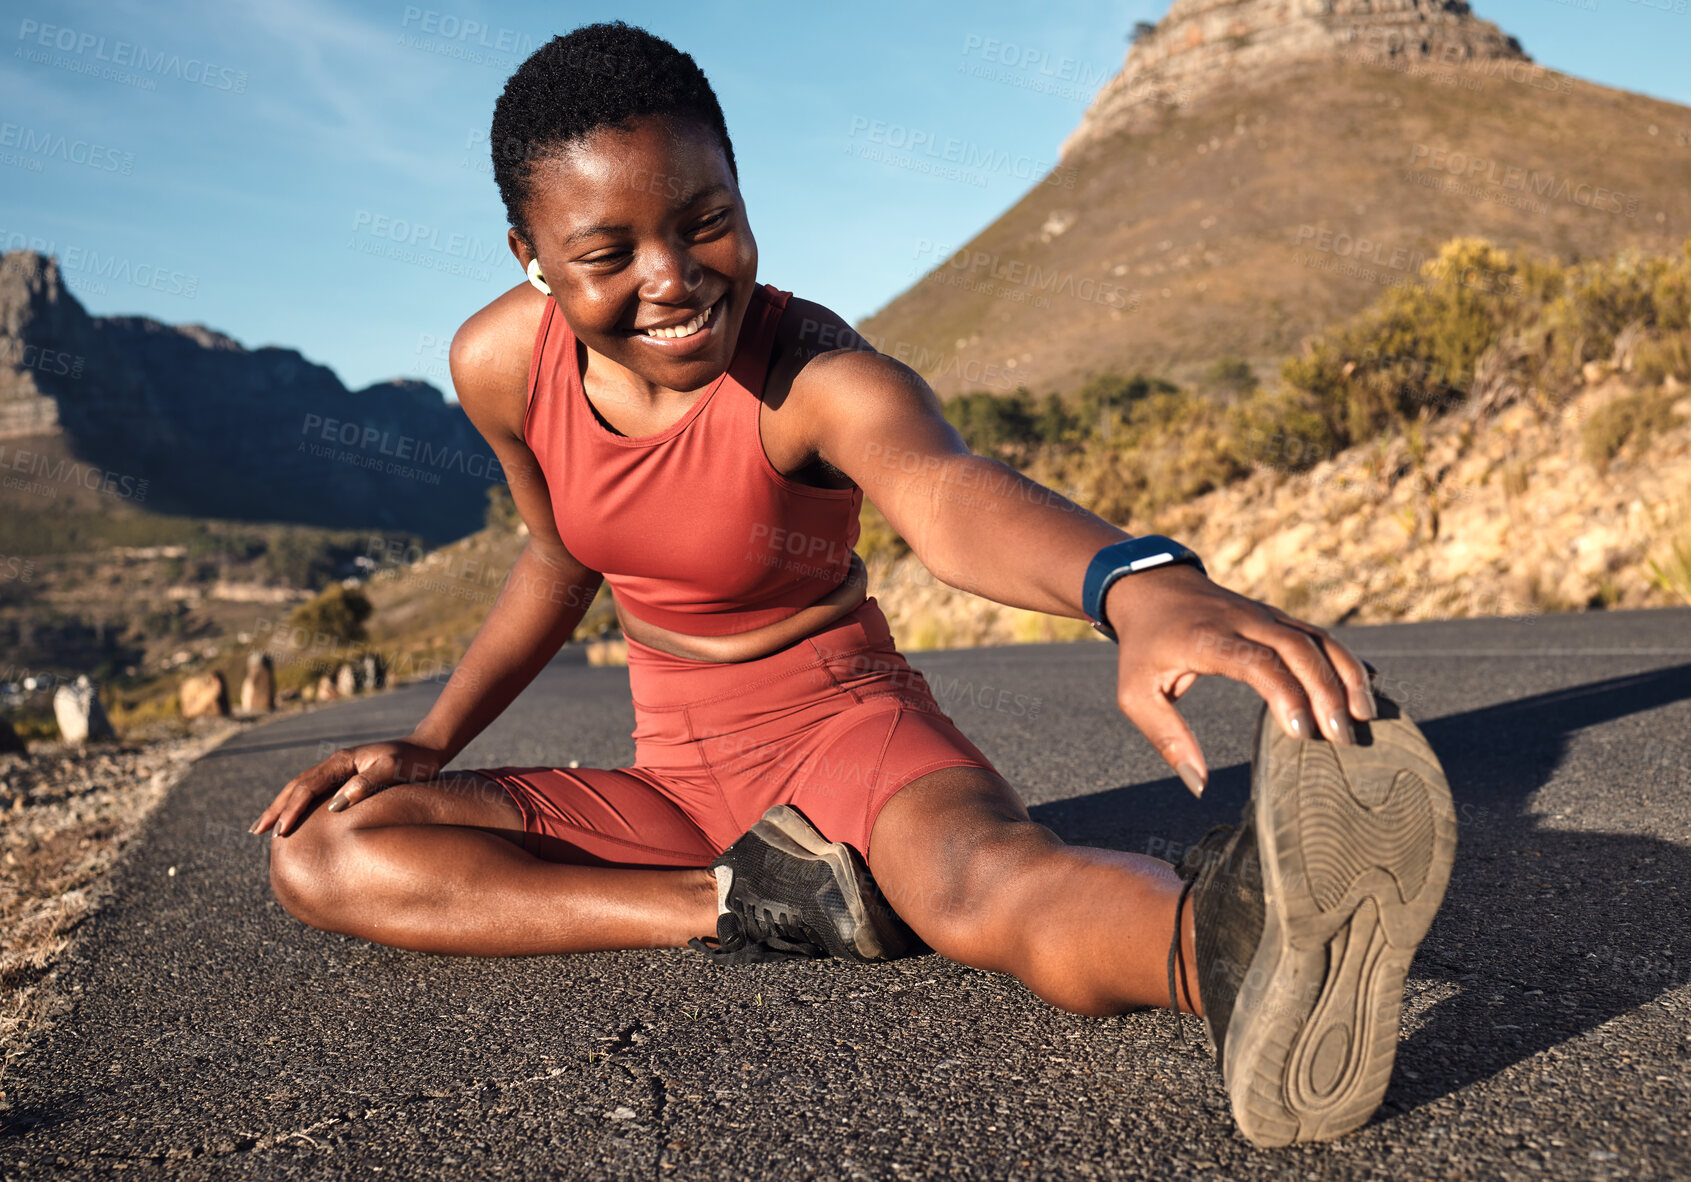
[{"left": 1101, "top": 562, "right": 1377, "bottom": 796}]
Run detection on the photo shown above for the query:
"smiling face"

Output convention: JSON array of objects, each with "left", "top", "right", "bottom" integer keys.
[{"left": 509, "top": 114, "right": 758, "bottom": 396}]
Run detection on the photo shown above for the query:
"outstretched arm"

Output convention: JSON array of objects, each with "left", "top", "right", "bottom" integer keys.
[{"left": 801, "top": 348, "right": 1375, "bottom": 795}]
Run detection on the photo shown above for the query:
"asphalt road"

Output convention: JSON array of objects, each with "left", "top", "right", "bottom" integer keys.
[{"left": 3, "top": 605, "right": 1689, "bottom": 1180}]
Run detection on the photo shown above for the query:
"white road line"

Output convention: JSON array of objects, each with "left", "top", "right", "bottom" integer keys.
[{"left": 1357, "top": 649, "right": 1691, "bottom": 657}]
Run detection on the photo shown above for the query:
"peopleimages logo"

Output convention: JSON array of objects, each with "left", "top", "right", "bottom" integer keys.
[
  {"left": 845, "top": 116, "right": 1077, "bottom": 188},
  {"left": 347, "top": 209, "right": 500, "bottom": 282},
  {"left": 0, "top": 123, "right": 134, "bottom": 174},
  {"left": 399, "top": 7, "right": 537, "bottom": 55},
  {"left": 1406, "top": 145, "right": 1640, "bottom": 216},
  {"left": 0, "top": 230, "right": 199, "bottom": 298},
  {"left": 0, "top": 338, "right": 85, "bottom": 379},
  {"left": 15, "top": 19, "right": 248, "bottom": 92},
  {"left": 349, "top": 210, "right": 501, "bottom": 262},
  {"left": 0, "top": 442, "right": 149, "bottom": 502},
  {"left": 298, "top": 413, "right": 506, "bottom": 484},
  {"left": 913, "top": 240, "right": 1135, "bottom": 310}
]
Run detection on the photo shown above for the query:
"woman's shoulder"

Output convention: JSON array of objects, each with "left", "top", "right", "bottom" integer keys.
[
  {"left": 449, "top": 281, "right": 551, "bottom": 442},
  {"left": 767, "top": 288, "right": 876, "bottom": 377}
]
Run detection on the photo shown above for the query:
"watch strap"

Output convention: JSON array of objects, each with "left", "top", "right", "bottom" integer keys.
[{"left": 1082, "top": 536, "right": 1206, "bottom": 642}]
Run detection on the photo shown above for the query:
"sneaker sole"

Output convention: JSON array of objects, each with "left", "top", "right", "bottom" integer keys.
[
  {"left": 751, "top": 805, "right": 912, "bottom": 962},
  {"left": 1222, "top": 694, "right": 1456, "bottom": 1146}
]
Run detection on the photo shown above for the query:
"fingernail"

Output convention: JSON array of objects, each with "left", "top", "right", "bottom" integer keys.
[
  {"left": 1328, "top": 713, "right": 1356, "bottom": 746},
  {"left": 1176, "top": 761, "right": 1206, "bottom": 798},
  {"left": 327, "top": 794, "right": 349, "bottom": 813},
  {"left": 1288, "top": 709, "right": 1316, "bottom": 740},
  {"left": 1366, "top": 690, "right": 1379, "bottom": 721}
]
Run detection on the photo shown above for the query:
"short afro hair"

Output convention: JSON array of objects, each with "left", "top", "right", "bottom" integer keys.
[{"left": 490, "top": 21, "right": 737, "bottom": 250}]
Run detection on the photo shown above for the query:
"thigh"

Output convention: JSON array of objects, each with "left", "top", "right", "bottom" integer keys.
[
  {"left": 294, "top": 767, "right": 719, "bottom": 870},
  {"left": 322, "top": 772, "right": 526, "bottom": 832},
  {"left": 469, "top": 765, "right": 720, "bottom": 868},
  {"left": 276, "top": 773, "right": 532, "bottom": 882},
  {"left": 865, "top": 763, "right": 1059, "bottom": 952},
  {"left": 782, "top": 695, "right": 1004, "bottom": 861}
]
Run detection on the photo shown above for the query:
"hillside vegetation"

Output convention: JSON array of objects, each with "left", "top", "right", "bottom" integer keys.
[{"left": 861, "top": 234, "right": 1691, "bottom": 648}]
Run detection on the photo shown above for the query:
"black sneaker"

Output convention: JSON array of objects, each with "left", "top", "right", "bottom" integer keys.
[
  {"left": 1168, "top": 690, "right": 1456, "bottom": 1146},
  {"left": 688, "top": 804, "right": 915, "bottom": 965}
]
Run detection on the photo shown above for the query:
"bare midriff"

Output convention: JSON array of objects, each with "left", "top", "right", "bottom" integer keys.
[{"left": 614, "top": 551, "right": 869, "bottom": 663}]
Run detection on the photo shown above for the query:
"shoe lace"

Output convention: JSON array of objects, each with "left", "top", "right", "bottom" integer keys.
[
  {"left": 1166, "top": 824, "right": 1237, "bottom": 1041},
  {"left": 688, "top": 904, "right": 828, "bottom": 965}
]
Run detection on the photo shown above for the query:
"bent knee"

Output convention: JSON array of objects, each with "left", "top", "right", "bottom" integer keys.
[
  {"left": 267, "top": 815, "right": 344, "bottom": 926},
  {"left": 881, "top": 820, "right": 1062, "bottom": 965}
]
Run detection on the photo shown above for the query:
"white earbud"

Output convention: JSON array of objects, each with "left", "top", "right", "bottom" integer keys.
[{"left": 526, "top": 257, "right": 551, "bottom": 296}]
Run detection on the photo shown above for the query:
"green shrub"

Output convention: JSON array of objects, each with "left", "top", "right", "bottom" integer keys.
[
  {"left": 944, "top": 389, "right": 1037, "bottom": 454},
  {"left": 1279, "top": 237, "right": 1520, "bottom": 449},
  {"left": 873, "top": 234, "right": 1691, "bottom": 535},
  {"left": 289, "top": 583, "right": 373, "bottom": 645},
  {"left": 1537, "top": 247, "right": 1691, "bottom": 383},
  {"left": 1229, "top": 389, "right": 1340, "bottom": 473},
  {"left": 855, "top": 500, "right": 909, "bottom": 562},
  {"left": 1204, "top": 357, "right": 1260, "bottom": 398},
  {"left": 6, "top": 707, "right": 61, "bottom": 743},
  {"left": 1072, "top": 373, "right": 1175, "bottom": 442},
  {"left": 264, "top": 532, "right": 340, "bottom": 589},
  {"left": 1033, "top": 391, "right": 1080, "bottom": 445},
  {"left": 1579, "top": 387, "right": 1685, "bottom": 470}
]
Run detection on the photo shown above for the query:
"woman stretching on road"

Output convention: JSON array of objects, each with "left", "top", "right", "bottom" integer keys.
[{"left": 252, "top": 22, "right": 1454, "bottom": 1148}]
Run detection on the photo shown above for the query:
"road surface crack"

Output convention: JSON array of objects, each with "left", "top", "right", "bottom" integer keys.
[
  {"left": 649, "top": 1070, "right": 670, "bottom": 1180},
  {"left": 53, "top": 1066, "right": 578, "bottom": 1165}
]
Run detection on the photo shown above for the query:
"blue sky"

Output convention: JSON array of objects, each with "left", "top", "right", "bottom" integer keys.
[{"left": 1, "top": 0, "right": 1682, "bottom": 396}]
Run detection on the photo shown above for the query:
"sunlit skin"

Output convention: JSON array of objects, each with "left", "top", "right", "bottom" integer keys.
[
  {"left": 510, "top": 118, "right": 761, "bottom": 416},
  {"left": 253, "top": 115, "right": 1377, "bottom": 1017}
]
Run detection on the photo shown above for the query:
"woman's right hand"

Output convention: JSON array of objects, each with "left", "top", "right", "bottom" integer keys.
[{"left": 250, "top": 738, "right": 448, "bottom": 837}]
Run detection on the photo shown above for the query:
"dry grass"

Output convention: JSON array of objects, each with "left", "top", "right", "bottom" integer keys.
[
  {"left": 1579, "top": 386, "right": 1686, "bottom": 471},
  {"left": 1646, "top": 490, "right": 1691, "bottom": 606}
]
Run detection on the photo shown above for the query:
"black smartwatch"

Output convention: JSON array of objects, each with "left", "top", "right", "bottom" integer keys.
[{"left": 1081, "top": 535, "right": 1207, "bottom": 643}]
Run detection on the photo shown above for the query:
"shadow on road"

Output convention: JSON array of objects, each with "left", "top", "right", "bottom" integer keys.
[{"left": 1029, "top": 664, "right": 1691, "bottom": 1121}]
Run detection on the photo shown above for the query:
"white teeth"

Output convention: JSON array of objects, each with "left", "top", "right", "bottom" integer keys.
[{"left": 643, "top": 301, "right": 712, "bottom": 339}]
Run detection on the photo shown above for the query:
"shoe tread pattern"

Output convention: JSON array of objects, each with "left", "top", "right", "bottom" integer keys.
[
  {"left": 1297, "top": 756, "right": 1436, "bottom": 915},
  {"left": 1225, "top": 699, "right": 1456, "bottom": 1147}
]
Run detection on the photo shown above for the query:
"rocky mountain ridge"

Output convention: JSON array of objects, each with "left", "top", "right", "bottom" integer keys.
[
  {"left": 1061, "top": 0, "right": 1527, "bottom": 162},
  {"left": 0, "top": 250, "right": 491, "bottom": 545}
]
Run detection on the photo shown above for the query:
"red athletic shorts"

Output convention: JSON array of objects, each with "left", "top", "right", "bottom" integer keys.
[{"left": 467, "top": 597, "right": 1000, "bottom": 868}]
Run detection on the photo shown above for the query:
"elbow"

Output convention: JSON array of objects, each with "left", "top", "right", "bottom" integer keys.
[{"left": 909, "top": 533, "right": 981, "bottom": 600}]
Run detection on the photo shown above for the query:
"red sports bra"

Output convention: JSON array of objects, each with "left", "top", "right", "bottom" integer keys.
[{"left": 522, "top": 282, "right": 864, "bottom": 637}]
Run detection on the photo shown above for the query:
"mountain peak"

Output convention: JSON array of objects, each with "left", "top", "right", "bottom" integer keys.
[
  {"left": 1, "top": 250, "right": 84, "bottom": 439},
  {"left": 1062, "top": 0, "right": 1528, "bottom": 161},
  {"left": 0, "top": 250, "right": 67, "bottom": 335}
]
